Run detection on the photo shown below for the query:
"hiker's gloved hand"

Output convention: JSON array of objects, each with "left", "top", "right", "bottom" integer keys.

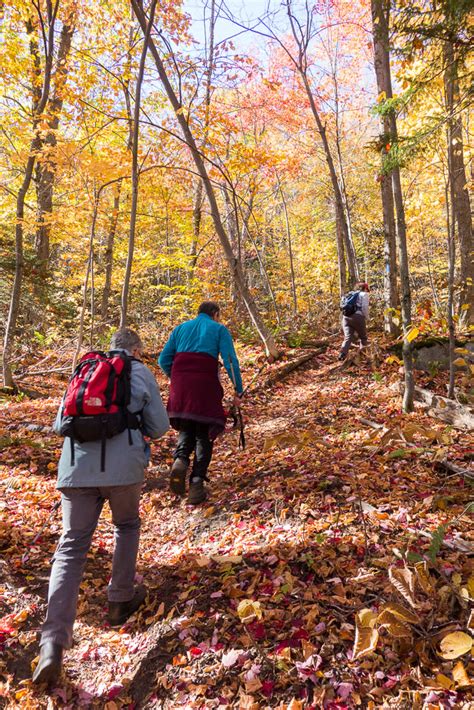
[{"left": 233, "top": 393, "right": 242, "bottom": 407}]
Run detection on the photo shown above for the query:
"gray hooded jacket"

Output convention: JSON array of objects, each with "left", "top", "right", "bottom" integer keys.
[{"left": 53, "top": 353, "right": 169, "bottom": 488}]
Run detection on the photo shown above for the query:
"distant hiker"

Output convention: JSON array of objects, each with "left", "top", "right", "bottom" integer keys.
[
  {"left": 33, "top": 329, "right": 169, "bottom": 686},
  {"left": 159, "top": 301, "right": 243, "bottom": 505},
  {"left": 338, "top": 282, "right": 370, "bottom": 361}
]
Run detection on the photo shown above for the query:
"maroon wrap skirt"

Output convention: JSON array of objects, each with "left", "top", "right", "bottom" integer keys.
[{"left": 167, "top": 352, "right": 226, "bottom": 438}]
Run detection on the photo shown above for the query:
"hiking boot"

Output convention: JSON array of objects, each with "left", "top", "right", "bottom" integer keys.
[
  {"left": 188, "top": 478, "right": 208, "bottom": 505},
  {"left": 108, "top": 585, "right": 147, "bottom": 627},
  {"left": 169, "top": 458, "right": 188, "bottom": 496},
  {"left": 32, "top": 641, "right": 63, "bottom": 685}
]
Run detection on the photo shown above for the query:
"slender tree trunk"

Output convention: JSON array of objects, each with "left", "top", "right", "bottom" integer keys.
[
  {"left": 335, "top": 205, "right": 347, "bottom": 296},
  {"left": 74, "top": 191, "right": 100, "bottom": 370},
  {"left": 299, "top": 71, "right": 359, "bottom": 286},
  {"left": 190, "top": 178, "right": 204, "bottom": 268},
  {"left": 2, "top": 1, "right": 57, "bottom": 387},
  {"left": 190, "top": 0, "right": 216, "bottom": 270},
  {"left": 371, "top": 0, "right": 414, "bottom": 411},
  {"left": 371, "top": 0, "right": 399, "bottom": 336},
  {"left": 381, "top": 173, "right": 399, "bottom": 334},
  {"left": 120, "top": 1, "right": 155, "bottom": 329},
  {"left": 278, "top": 179, "right": 297, "bottom": 315},
  {"left": 444, "top": 41, "right": 473, "bottom": 327},
  {"left": 333, "top": 76, "right": 356, "bottom": 286},
  {"left": 101, "top": 181, "right": 122, "bottom": 320},
  {"left": 35, "top": 16, "right": 75, "bottom": 273},
  {"left": 445, "top": 176, "right": 456, "bottom": 399},
  {"left": 131, "top": 0, "right": 279, "bottom": 358}
]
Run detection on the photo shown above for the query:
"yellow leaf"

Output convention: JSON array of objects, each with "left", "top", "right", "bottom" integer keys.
[
  {"left": 467, "top": 576, "right": 474, "bottom": 599},
  {"left": 454, "top": 348, "right": 469, "bottom": 355},
  {"left": 460, "top": 304, "right": 470, "bottom": 311},
  {"left": 377, "top": 90, "right": 386, "bottom": 102},
  {"left": 436, "top": 673, "right": 454, "bottom": 690},
  {"left": 406, "top": 327, "right": 419, "bottom": 343},
  {"left": 379, "top": 602, "right": 419, "bottom": 624},
  {"left": 353, "top": 608, "right": 379, "bottom": 659},
  {"left": 388, "top": 567, "right": 418, "bottom": 607},
  {"left": 414, "top": 561, "right": 434, "bottom": 594},
  {"left": 377, "top": 610, "right": 412, "bottom": 638},
  {"left": 237, "top": 599, "right": 263, "bottom": 623},
  {"left": 453, "top": 358, "right": 467, "bottom": 367},
  {"left": 438, "top": 631, "right": 473, "bottom": 659},
  {"left": 452, "top": 660, "right": 473, "bottom": 688}
]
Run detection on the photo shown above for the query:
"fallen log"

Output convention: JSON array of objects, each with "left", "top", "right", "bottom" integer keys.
[
  {"left": 15, "top": 367, "right": 70, "bottom": 380},
  {"left": 413, "top": 386, "right": 474, "bottom": 431},
  {"left": 262, "top": 348, "right": 326, "bottom": 388},
  {"left": 434, "top": 459, "right": 474, "bottom": 482}
]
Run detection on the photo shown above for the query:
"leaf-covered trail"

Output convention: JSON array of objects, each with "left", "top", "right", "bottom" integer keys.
[{"left": 0, "top": 345, "right": 473, "bottom": 708}]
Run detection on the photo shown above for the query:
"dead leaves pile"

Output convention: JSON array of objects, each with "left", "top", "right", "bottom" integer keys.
[{"left": 0, "top": 345, "right": 473, "bottom": 708}]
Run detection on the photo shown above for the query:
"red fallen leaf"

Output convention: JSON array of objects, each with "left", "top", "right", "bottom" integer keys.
[
  {"left": 248, "top": 621, "right": 265, "bottom": 640},
  {"left": 292, "top": 628, "right": 309, "bottom": 641},
  {"left": 190, "top": 646, "right": 203, "bottom": 656},
  {"left": 261, "top": 679, "right": 274, "bottom": 697},
  {"left": 107, "top": 684, "right": 124, "bottom": 700}
]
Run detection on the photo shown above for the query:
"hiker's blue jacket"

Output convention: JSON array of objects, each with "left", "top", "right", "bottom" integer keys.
[
  {"left": 159, "top": 313, "right": 243, "bottom": 394},
  {"left": 53, "top": 354, "right": 169, "bottom": 488}
]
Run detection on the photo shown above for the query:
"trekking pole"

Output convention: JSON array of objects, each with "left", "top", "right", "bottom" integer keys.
[
  {"left": 241, "top": 361, "right": 267, "bottom": 397},
  {"left": 21, "top": 499, "right": 61, "bottom": 564},
  {"left": 228, "top": 361, "right": 246, "bottom": 450}
]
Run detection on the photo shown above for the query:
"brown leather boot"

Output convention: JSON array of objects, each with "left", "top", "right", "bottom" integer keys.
[
  {"left": 169, "top": 458, "right": 188, "bottom": 496},
  {"left": 188, "top": 478, "right": 208, "bottom": 505}
]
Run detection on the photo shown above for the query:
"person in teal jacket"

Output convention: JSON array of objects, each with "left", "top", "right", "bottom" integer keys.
[{"left": 159, "top": 301, "right": 243, "bottom": 504}]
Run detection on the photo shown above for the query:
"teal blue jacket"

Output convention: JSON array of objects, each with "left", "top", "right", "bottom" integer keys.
[{"left": 159, "top": 313, "right": 243, "bottom": 394}]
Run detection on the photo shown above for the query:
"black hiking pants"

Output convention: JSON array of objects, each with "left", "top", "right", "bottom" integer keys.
[{"left": 174, "top": 419, "right": 213, "bottom": 480}]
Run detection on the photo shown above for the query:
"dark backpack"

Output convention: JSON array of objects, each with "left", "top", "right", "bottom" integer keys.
[
  {"left": 340, "top": 291, "right": 360, "bottom": 317},
  {"left": 60, "top": 350, "right": 141, "bottom": 471}
]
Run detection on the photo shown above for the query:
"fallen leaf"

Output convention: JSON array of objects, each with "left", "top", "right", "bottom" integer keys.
[{"left": 438, "top": 631, "right": 473, "bottom": 659}]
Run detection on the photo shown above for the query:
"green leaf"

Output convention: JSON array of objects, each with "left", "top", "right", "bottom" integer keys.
[{"left": 428, "top": 524, "right": 446, "bottom": 563}]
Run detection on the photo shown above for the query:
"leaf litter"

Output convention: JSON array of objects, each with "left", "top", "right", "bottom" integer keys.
[{"left": 0, "top": 343, "right": 473, "bottom": 708}]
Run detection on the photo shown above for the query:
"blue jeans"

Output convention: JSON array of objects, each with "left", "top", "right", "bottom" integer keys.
[{"left": 40, "top": 483, "right": 141, "bottom": 649}]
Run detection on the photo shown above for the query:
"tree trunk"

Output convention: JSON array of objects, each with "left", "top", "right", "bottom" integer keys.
[
  {"left": 131, "top": 0, "right": 279, "bottom": 358},
  {"left": 371, "top": 0, "right": 414, "bottom": 412},
  {"left": 380, "top": 173, "right": 399, "bottom": 334},
  {"left": 2, "top": 1, "right": 57, "bottom": 388},
  {"left": 101, "top": 181, "right": 122, "bottom": 321},
  {"left": 335, "top": 204, "right": 347, "bottom": 296},
  {"left": 35, "top": 16, "right": 75, "bottom": 273},
  {"left": 278, "top": 179, "right": 297, "bottom": 315},
  {"left": 371, "top": 0, "right": 399, "bottom": 335},
  {"left": 120, "top": 1, "right": 155, "bottom": 329},
  {"left": 444, "top": 41, "right": 473, "bottom": 327},
  {"left": 190, "top": 177, "right": 203, "bottom": 269},
  {"left": 74, "top": 192, "right": 99, "bottom": 370},
  {"left": 299, "top": 71, "right": 359, "bottom": 286},
  {"left": 190, "top": 0, "right": 216, "bottom": 271},
  {"left": 445, "top": 175, "right": 456, "bottom": 399}
]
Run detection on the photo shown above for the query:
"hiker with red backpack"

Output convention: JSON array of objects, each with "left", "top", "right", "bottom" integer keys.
[
  {"left": 33, "top": 329, "right": 169, "bottom": 686},
  {"left": 159, "top": 301, "right": 243, "bottom": 505},
  {"left": 338, "top": 282, "right": 370, "bottom": 361}
]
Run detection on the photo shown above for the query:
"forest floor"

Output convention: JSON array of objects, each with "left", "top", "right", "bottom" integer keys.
[{"left": 0, "top": 337, "right": 473, "bottom": 709}]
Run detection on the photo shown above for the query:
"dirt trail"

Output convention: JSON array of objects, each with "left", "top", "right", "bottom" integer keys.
[{"left": 0, "top": 346, "right": 472, "bottom": 708}]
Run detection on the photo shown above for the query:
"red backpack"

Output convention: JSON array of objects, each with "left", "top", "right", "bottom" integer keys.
[{"left": 60, "top": 351, "right": 141, "bottom": 471}]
